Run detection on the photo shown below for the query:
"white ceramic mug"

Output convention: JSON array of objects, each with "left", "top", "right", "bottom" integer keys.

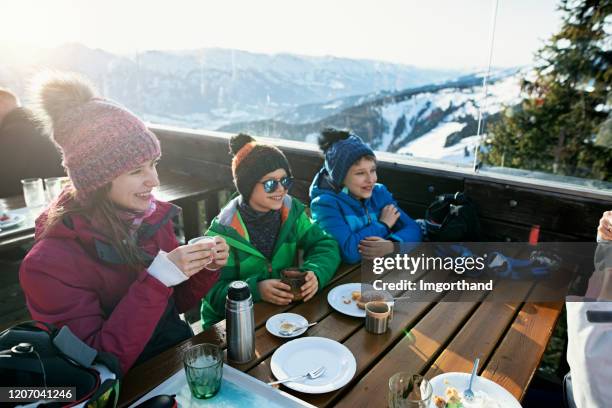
[{"left": 187, "top": 236, "right": 217, "bottom": 265}]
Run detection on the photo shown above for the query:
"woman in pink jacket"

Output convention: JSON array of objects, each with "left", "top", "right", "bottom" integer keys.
[{"left": 19, "top": 73, "right": 228, "bottom": 374}]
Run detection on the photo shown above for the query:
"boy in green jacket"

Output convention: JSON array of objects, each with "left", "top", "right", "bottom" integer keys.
[{"left": 200, "top": 134, "right": 341, "bottom": 328}]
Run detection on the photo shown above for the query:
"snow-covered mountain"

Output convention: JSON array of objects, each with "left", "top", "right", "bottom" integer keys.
[
  {"left": 220, "top": 68, "right": 524, "bottom": 165},
  {"left": 0, "top": 43, "right": 462, "bottom": 129},
  {"left": 0, "top": 43, "right": 523, "bottom": 165}
]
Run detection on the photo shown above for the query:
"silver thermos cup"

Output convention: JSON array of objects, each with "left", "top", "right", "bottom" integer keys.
[{"left": 226, "top": 281, "right": 255, "bottom": 363}]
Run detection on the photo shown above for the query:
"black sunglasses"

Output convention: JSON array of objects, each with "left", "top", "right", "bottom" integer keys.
[{"left": 260, "top": 176, "right": 294, "bottom": 193}]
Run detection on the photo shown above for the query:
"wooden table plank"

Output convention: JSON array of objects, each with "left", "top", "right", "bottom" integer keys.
[
  {"left": 245, "top": 311, "right": 364, "bottom": 399},
  {"left": 480, "top": 301, "right": 563, "bottom": 401},
  {"left": 246, "top": 268, "right": 439, "bottom": 408},
  {"left": 0, "top": 232, "right": 35, "bottom": 251},
  {"left": 424, "top": 279, "right": 533, "bottom": 380},
  {"left": 0, "top": 195, "right": 26, "bottom": 211},
  {"left": 244, "top": 265, "right": 387, "bottom": 377},
  {"left": 232, "top": 267, "right": 363, "bottom": 372},
  {"left": 252, "top": 263, "right": 359, "bottom": 328},
  {"left": 334, "top": 300, "right": 481, "bottom": 408},
  {"left": 303, "top": 301, "right": 438, "bottom": 407}
]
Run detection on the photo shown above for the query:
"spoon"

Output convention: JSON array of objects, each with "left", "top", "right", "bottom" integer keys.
[
  {"left": 279, "top": 321, "right": 317, "bottom": 335},
  {"left": 464, "top": 357, "right": 480, "bottom": 401}
]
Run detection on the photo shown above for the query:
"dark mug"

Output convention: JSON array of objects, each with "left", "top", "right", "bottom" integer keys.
[
  {"left": 280, "top": 268, "right": 306, "bottom": 301},
  {"left": 365, "top": 301, "right": 391, "bottom": 334}
]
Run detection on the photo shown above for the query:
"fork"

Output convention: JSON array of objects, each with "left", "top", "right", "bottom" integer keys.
[{"left": 267, "top": 366, "right": 326, "bottom": 385}]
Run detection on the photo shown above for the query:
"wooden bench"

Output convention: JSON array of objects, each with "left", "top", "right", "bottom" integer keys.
[{"left": 0, "top": 167, "right": 221, "bottom": 252}]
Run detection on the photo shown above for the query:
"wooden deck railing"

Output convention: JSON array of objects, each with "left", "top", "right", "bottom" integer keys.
[{"left": 151, "top": 124, "right": 612, "bottom": 243}]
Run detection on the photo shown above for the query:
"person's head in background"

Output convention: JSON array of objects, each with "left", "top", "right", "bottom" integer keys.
[
  {"left": 229, "top": 133, "right": 293, "bottom": 212},
  {"left": 318, "top": 128, "right": 377, "bottom": 200},
  {"left": 597, "top": 210, "right": 612, "bottom": 242},
  {"left": 0, "top": 88, "right": 19, "bottom": 124}
]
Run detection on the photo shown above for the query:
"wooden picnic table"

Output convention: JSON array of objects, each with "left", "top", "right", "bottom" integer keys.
[
  {"left": 118, "top": 263, "right": 563, "bottom": 407},
  {"left": 0, "top": 168, "right": 221, "bottom": 251}
]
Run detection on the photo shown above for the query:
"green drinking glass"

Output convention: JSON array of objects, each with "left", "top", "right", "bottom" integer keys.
[{"left": 183, "top": 343, "right": 223, "bottom": 399}]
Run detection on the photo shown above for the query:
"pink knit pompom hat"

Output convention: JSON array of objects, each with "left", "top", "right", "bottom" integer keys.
[{"left": 32, "top": 72, "right": 160, "bottom": 201}]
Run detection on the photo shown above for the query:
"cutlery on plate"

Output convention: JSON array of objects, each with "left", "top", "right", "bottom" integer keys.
[
  {"left": 279, "top": 321, "right": 317, "bottom": 335},
  {"left": 464, "top": 357, "right": 480, "bottom": 401},
  {"left": 267, "top": 366, "right": 326, "bottom": 385}
]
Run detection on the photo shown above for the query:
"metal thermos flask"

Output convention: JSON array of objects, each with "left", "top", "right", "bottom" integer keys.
[{"left": 226, "top": 281, "right": 255, "bottom": 363}]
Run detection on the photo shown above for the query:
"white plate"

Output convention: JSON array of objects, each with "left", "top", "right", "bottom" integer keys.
[
  {"left": 270, "top": 337, "right": 356, "bottom": 394},
  {"left": 429, "top": 372, "right": 521, "bottom": 408},
  {"left": 266, "top": 313, "right": 309, "bottom": 338},
  {"left": 327, "top": 283, "right": 392, "bottom": 318},
  {"left": 0, "top": 213, "right": 25, "bottom": 230}
]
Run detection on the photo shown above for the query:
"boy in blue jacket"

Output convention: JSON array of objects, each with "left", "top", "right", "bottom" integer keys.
[{"left": 309, "top": 128, "right": 422, "bottom": 264}]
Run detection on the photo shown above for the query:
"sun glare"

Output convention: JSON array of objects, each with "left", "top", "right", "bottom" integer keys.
[
  {"left": 1, "top": 0, "right": 561, "bottom": 68},
  {"left": 1, "top": 1, "right": 82, "bottom": 49}
]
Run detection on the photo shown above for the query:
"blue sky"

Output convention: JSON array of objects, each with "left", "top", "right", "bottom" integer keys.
[{"left": 1, "top": 0, "right": 562, "bottom": 68}]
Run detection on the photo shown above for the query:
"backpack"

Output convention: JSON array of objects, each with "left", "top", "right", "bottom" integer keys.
[
  {"left": 0, "top": 321, "right": 121, "bottom": 407},
  {"left": 425, "top": 192, "right": 482, "bottom": 242}
]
